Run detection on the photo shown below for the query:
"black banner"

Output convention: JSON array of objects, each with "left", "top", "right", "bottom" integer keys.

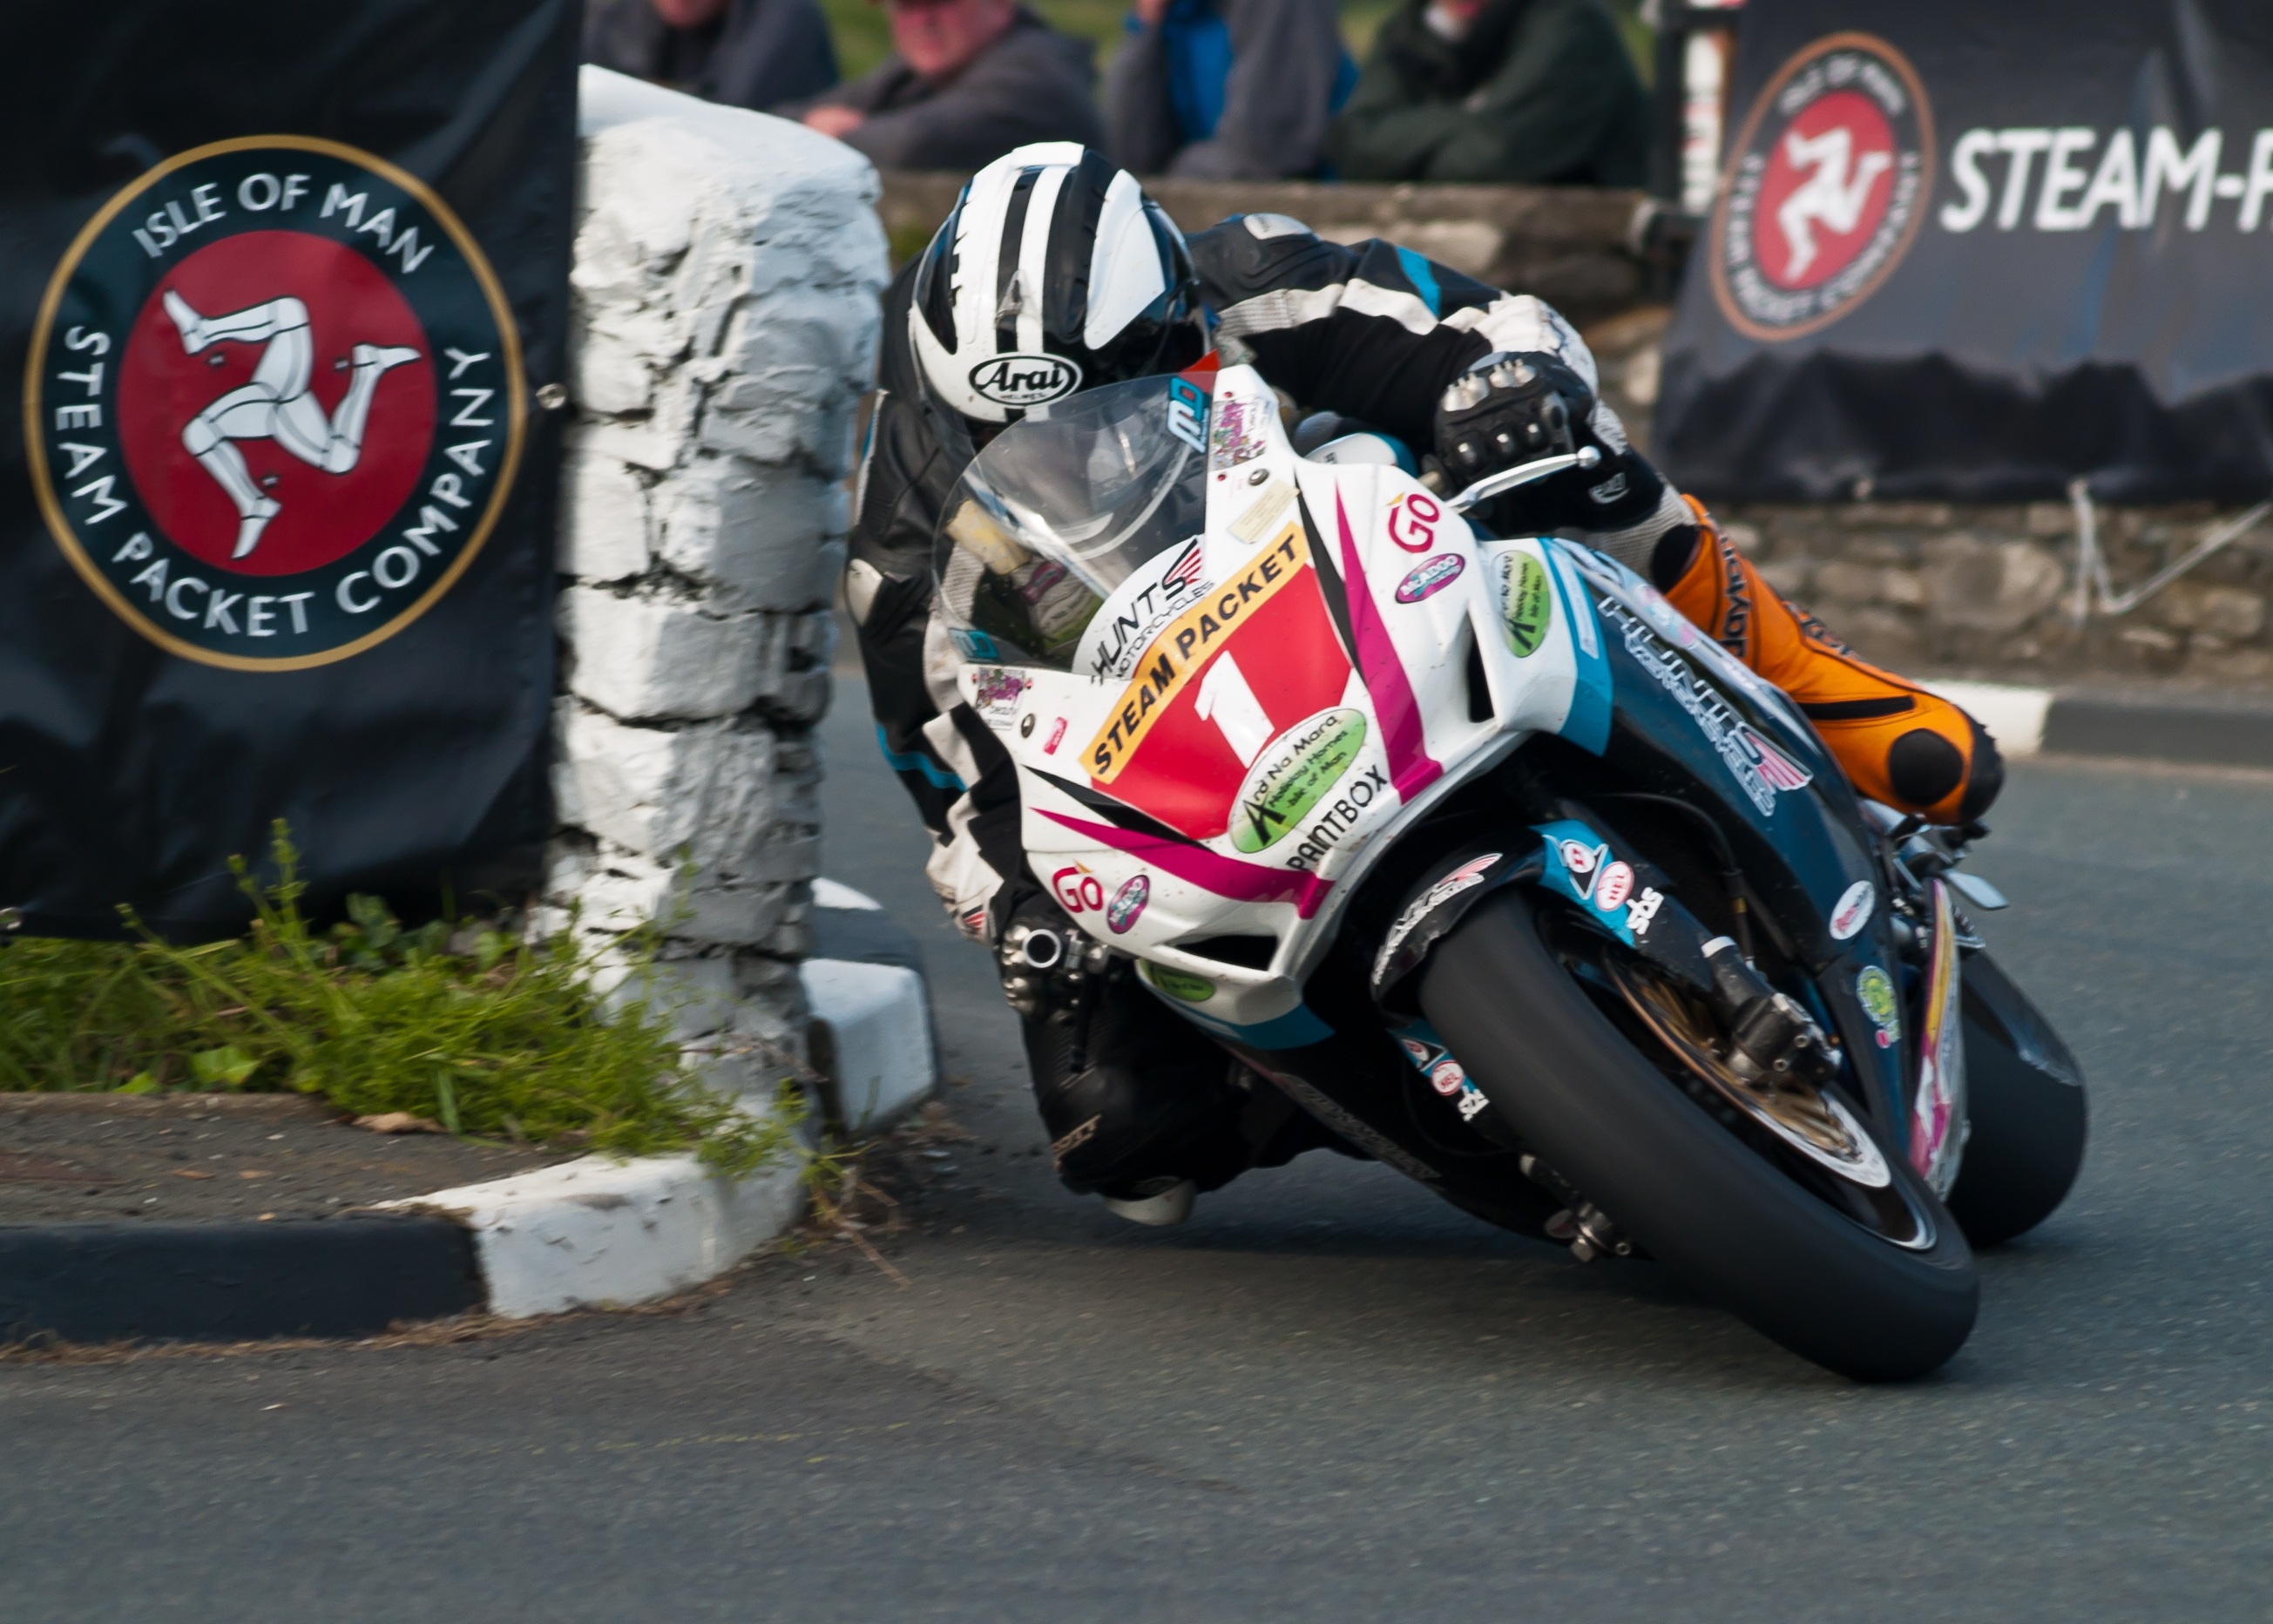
[
  {"left": 1656, "top": 2, "right": 2273, "bottom": 504},
  {"left": 1, "top": 2, "right": 578, "bottom": 938}
]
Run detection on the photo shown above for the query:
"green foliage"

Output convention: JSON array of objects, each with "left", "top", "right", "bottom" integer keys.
[{"left": 0, "top": 825, "right": 795, "bottom": 1178}]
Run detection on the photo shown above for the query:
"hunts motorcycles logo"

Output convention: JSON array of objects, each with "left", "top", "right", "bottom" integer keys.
[
  {"left": 1713, "top": 33, "right": 1934, "bottom": 342},
  {"left": 1600, "top": 596, "right": 1814, "bottom": 818},
  {"left": 27, "top": 136, "right": 523, "bottom": 671},
  {"left": 968, "top": 353, "right": 1081, "bottom": 408}
]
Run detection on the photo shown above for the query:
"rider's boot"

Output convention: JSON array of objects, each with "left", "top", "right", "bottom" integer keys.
[
  {"left": 1655, "top": 497, "right": 2004, "bottom": 824},
  {"left": 999, "top": 897, "right": 1333, "bottom": 1222}
]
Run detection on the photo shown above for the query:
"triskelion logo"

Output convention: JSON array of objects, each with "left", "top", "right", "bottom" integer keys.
[
  {"left": 26, "top": 136, "right": 523, "bottom": 669},
  {"left": 1711, "top": 33, "right": 1935, "bottom": 342}
]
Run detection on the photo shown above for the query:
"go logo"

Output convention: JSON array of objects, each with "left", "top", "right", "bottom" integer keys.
[
  {"left": 1387, "top": 491, "right": 1441, "bottom": 553},
  {"left": 1051, "top": 865, "right": 1106, "bottom": 914}
]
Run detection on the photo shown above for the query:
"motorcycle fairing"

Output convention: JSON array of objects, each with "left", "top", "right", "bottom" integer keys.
[
  {"left": 969, "top": 366, "right": 1618, "bottom": 1045},
  {"left": 1542, "top": 546, "right": 1923, "bottom": 1140}
]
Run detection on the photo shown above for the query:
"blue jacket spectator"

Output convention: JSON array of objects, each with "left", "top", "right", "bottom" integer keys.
[
  {"left": 1105, "top": 0, "right": 1352, "bottom": 179},
  {"left": 584, "top": 0, "right": 838, "bottom": 113}
]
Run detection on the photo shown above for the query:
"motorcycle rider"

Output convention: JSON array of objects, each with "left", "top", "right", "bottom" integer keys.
[{"left": 846, "top": 142, "right": 2003, "bottom": 1223}]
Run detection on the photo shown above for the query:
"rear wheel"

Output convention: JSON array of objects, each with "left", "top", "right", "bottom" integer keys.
[{"left": 1418, "top": 887, "right": 1978, "bottom": 1382}]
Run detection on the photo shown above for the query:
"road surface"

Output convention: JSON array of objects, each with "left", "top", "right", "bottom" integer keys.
[{"left": 3, "top": 668, "right": 2268, "bottom": 1621}]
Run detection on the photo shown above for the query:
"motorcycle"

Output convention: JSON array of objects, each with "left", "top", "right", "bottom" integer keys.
[{"left": 934, "top": 361, "right": 2087, "bottom": 1381}]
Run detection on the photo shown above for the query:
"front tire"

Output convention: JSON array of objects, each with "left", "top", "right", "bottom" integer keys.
[
  {"left": 1944, "top": 952, "right": 2088, "bottom": 1248},
  {"left": 1418, "top": 887, "right": 1978, "bottom": 1382}
]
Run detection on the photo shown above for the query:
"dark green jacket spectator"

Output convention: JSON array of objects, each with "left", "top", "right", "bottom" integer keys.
[{"left": 1327, "top": 0, "right": 1648, "bottom": 185}]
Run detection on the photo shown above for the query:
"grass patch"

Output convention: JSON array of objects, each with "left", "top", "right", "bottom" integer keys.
[{"left": 0, "top": 826, "right": 796, "bottom": 1178}]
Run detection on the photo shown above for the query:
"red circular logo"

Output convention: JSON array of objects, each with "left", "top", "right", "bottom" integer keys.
[
  {"left": 116, "top": 231, "right": 435, "bottom": 578},
  {"left": 1749, "top": 90, "right": 1898, "bottom": 293},
  {"left": 1712, "top": 34, "right": 1934, "bottom": 342}
]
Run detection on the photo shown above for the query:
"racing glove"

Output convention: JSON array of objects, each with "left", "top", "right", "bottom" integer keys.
[{"left": 1430, "top": 350, "right": 1674, "bottom": 546}]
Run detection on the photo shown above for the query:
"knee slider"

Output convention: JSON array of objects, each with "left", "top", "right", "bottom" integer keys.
[{"left": 1885, "top": 714, "right": 2006, "bottom": 822}]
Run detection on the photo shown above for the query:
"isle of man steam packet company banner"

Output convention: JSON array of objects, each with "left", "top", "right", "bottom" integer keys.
[
  {"left": 1655, "top": 1, "right": 2273, "bottom": 504},
  {"left": 0, "top": 2, "right": 578, "bottom": 938}
]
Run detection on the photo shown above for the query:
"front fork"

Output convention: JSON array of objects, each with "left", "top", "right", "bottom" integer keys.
[{"left": 1522, "top": 809, "right": 1843, "bottom": 1089}]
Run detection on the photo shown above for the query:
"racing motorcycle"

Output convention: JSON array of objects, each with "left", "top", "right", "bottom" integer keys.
[{"left": 935, "top": 361, "right": 2087, "bottom": 1381}]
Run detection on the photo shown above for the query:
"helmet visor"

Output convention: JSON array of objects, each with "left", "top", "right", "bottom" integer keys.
[{"left": 935, "top": 374, "right": 1213, "bottom": 670}]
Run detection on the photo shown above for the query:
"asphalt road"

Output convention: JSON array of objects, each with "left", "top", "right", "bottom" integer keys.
[{"left": 4, "top": 668, "right": 2270, "bottom": 1621}]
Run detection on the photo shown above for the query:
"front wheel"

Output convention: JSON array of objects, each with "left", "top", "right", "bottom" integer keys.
[
  {"left": 1944, "top": 951, "right": 2089, "bottom": 1248},
  {"left": 1417, "top": 887, "right": 1978, "bottom": 1382}
]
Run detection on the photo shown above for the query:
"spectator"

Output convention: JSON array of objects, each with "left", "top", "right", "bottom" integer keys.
[
  {"left": 1104, "top": 0, "right": 1352, "bottom": 179},
  {"left": 782, "top": 0, "right": 1105, "bottom": 172},
  {"left": 1327, "top": 0, "right": 1648, "bottom": 186},
  {"left": 584, "top": 0, "right": 839, "bottom": 112}
]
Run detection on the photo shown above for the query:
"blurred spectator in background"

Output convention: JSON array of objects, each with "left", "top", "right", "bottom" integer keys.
[
  {"left": 1327, "top": 0, "right": 1648, "bottom": 185},
  {"left": 1104, "top": 0, "right": 1353, "bottom": 179},
  {"left": 584, "top": 0, "right": 839, "bottom": 112},
  {"left": 782, "top": 0, "right": 1104, "bottom": 170}
]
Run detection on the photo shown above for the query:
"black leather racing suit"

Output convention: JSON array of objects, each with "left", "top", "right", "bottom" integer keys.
[{"left": 843, "top": 213, "right": 1689, "bottom": 1198}]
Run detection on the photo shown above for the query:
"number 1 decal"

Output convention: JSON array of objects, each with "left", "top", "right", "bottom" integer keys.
[{"left": 1195, "top": 653, "right": 1273, "bottom": 766}]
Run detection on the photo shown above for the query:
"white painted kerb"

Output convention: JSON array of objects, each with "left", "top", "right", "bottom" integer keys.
[
  {"left": 1923, "top": 680, "right": 2051, "bottom": 758},
  {"left": 379, "top": 1152, "right": 805, "bottom": 1318}
]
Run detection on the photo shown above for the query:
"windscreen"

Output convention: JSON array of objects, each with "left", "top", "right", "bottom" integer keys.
[{"left": 934, "top": 374, "right": 1210, "bottom": 669}]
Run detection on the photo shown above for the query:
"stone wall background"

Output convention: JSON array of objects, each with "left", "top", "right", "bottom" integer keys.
[
  {"left": 1575, "top": 315, "right": 2273, "bottom": 691},
  {"left": 1715, "top": 503, "right": 2273, "bottom": 690},
  {"left": 545, "top": 69, "right": 888, "bottom": 1093}
]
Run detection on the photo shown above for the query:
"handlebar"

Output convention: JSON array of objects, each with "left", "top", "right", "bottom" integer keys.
[{"left": 1444, "top": 444, "right": 1601, "bottom": 514}]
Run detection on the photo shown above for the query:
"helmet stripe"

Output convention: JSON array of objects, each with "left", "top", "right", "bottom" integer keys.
[
  {"left": 994, "top": 166, "right": 1041, "bottom": 355},
  {"left": 1015, "top": 163, "right": 1071, "bottom": 355}
]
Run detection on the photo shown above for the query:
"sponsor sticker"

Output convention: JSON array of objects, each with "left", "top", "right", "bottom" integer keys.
[
  {"left": 1085, "top": 529, "right": 1307, "bottom": 782},
  {"left": 1282, "top": 763, "right": 1392, "bottom": 873},
  {"left": 26, "top": 137, "right": 524, "bottom": 670},
  {"left": 1711, "top": 32, "right": 1934, "bottom": 342},
  {"left": 1625, "top": 886, "right": 1666, "bottom": 937},
  {"left": 1051, "top": 864, "right": 1106, "bottom": 914},
  {"left": 1167, "top": 376, "right": 1208, "bottom": 451},
  {"left": 1372, "top": 853, "right": 1503, "bottom": 981},
  {"left": 1230, "top": 708, "right": 1368, "bottom": 853},
  {"left": 1208, "top": 392, "right": 1267, "bottom": 470},
  {"left": 1384, "top": 491, "right": 1442, "bottom": 553},
  {"left": 1144, "top": 964, "right": 1214, "bottom": 1003},
  {"left": 1857, "top": 963, "right": 1903, "bottom": 1049},
  {"left": 1595, "top": 861, "right": 1635, "bottom": 911},
  {"left": 1829, "top": 879, "right": 1875, "bottom": 940},
  {"left": 1044, "top": 717, "right": 1067, "bottom": 754},
  {"left": 1498, "top": 551, "right": 1553, "bottom": 657},
  {"left": 1394, "top": 1030, "right": 1489, "bottom": 1120},
  {"left": 1077, "top": 535, "right": 1213, "bottom": 681},
  {"left": 1106, "top": 874, "right": 1150, "bottom": 935},
  {"left": 1394, "top": 553, "right": 1465, "bottom": 605},
  {"left": 1230, "top": 479, "right": 1295, "bottom": 544},
  {"left": 970, "top": 666, "right": 1028, "bottom": 729},
  {"left": 1599, "top": 597, "right": 1814, "bottom": 816},
  {"left": 1557, "top": 838, "right": 1608, "bottom": 900},
  {"left": 968, "top": 352, "right": 1081, "bottom": 407}
]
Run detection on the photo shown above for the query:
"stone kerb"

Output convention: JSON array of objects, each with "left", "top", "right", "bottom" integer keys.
[{"left": 547, "top": 67, "right": 889, "bottom": 1097}]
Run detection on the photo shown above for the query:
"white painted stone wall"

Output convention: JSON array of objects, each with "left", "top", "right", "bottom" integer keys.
[{"left": 545, "top": 68, "right": 888, "bottom": 1094}]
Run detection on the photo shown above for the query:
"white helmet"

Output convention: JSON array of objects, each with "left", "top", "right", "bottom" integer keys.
[{"left": 907, "top": 143, "right": 1207, "bottom": 460}]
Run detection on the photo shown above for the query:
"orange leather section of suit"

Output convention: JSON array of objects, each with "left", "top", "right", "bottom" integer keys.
[{"left": 1661, "top": 497, "right": 2000, "bottom": 824}]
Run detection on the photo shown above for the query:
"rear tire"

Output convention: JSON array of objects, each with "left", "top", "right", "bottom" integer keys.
[{"left": 1418, "top": 887, "right": 1978, "bottom": 1382}]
